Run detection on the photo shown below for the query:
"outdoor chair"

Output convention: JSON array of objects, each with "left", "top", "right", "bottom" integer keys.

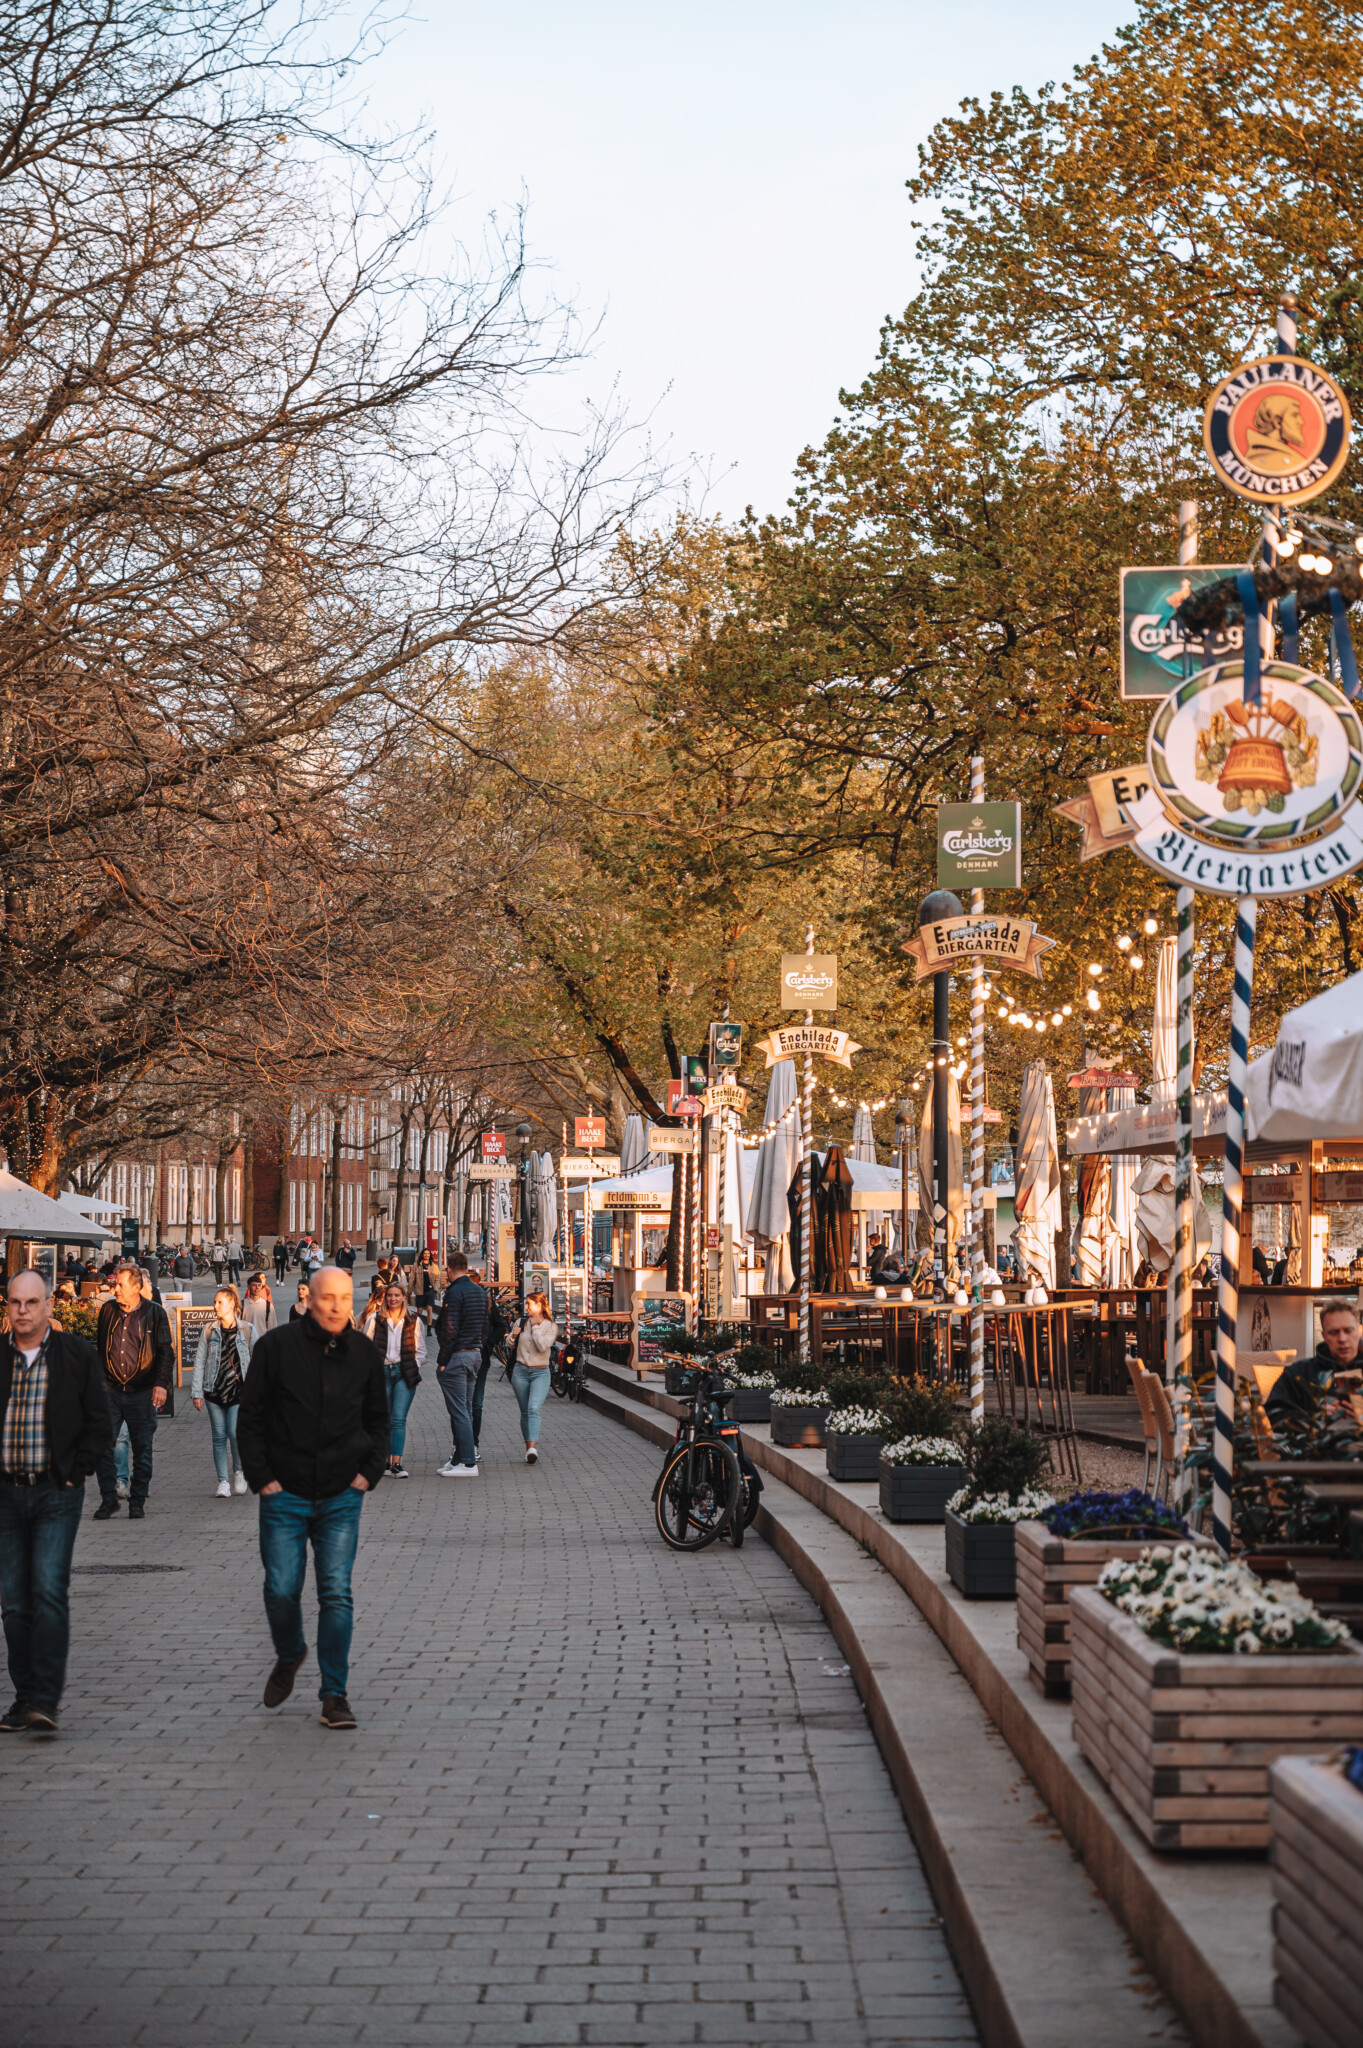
[{"left": 1126, "top": 1356, "right": 1160, "bottom": 1492}]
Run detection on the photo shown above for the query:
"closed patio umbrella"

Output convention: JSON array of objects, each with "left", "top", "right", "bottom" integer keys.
[
  {"left": 746, "top": 1058, "right": 802, "bottom": 1293},
  {"left": 1133, "top": 1154, "right": 1212, "bottom": 1273},
  {"left": 619, "top": 1114, "right": 648, "bottom": 1175},
  {"left": 1151, "top": 937, "right": 1178, "bottom": 1106},
  {"left": 1105, "top": 1086, "right": 1138, "bottom": 1286},
  {"left": 850, "top": 1104, "right": 877, "bottom": 1163},
  {"left": 530, "top": 1152, "right": 557, "bottom": 1263},
  {"left": 817, "top": 1144, "right": 855, "bottom": 1292},
  {"left": 1014, "top": 1059, "right": 1061, "bottom": 1288}
]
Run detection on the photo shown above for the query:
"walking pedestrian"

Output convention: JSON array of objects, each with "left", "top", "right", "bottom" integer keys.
[
  {"left": 0, "top": 1268, "right": 113, "bottom": 1736},
  {"left": 242, "top": 1274, "right": 276, "bottom": 1342},
  {"left": 210, "top": 1239, "right": 226, "bottom": 1285},
  {"left": 191, "top": 1288, "right": 253, "bottom": 1498},
  {"left": 172, "top": 1246, "right": 195, "bottom": 1283},
  {"left": 433, "top": 1252, "right": 487, "bottom": 1477},
  {"left": 362, "top": 1282, "right": 423, "bottom": 1479},
  {"left": 507, "top": 1291, "right": 558, "bottom": 1465},
  {"left": 412, "top": 1247, "right": 439, "bottom": 1326},
  {"left": 226, "top": 1235, "right": 244, "bottom": 1287},
  {"left": 237, "top": 1265, "right": 388, "bottom": 1730},
  {"left": 92, "top": 1262, "right": 174, "bottom": 1521},
  {"left": 289, "top": 1281, "right": 310, "bottom": 1323},
  {"left": 273, "top": 1238, "right": 288, "bottom": 1283}
]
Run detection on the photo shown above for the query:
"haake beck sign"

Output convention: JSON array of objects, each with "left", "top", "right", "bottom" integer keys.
[{"left": 936, "top": 803, "right": 1021, "bottom": 888}]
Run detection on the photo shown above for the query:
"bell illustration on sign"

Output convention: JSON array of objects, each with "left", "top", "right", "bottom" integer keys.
[
  {"left": 1147, "top": 660, "right": 1363, "bottom": 847},
  {"left": 1202, "top": 356, "right": 1351, "bottom": 505}
]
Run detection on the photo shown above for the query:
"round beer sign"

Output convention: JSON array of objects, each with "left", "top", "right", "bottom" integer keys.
[
  {"left": 1203, "top": 356, "right": 1351, "bottom": 505},
  {"left": 1147, "top": 660, "right": 1363, "bottom": 848}
]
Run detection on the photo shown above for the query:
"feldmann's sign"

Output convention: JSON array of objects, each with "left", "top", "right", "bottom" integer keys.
[
  {"left": 936, "top": 802, "right": 1022, "bottom": 888},
  {"left": 779, "top": 954, "right": 838, "bottom": 1010}
]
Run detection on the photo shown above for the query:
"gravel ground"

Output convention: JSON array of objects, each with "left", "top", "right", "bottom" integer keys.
[{"left": 1051, "top": 1438, "right": 1148, "bottom": 1497}]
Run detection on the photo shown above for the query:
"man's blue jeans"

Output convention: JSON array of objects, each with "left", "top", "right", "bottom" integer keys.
[
  {"left": 0, "top": 1479, "right": 85, "bottom": 1705},
  {"left": 437, "top": 1350, "right": 479, "bottom": 1466},
  {"left": 258, "top": 1486, "right": 363, "bottom": 1699},
  {"left": 385, "top": 1366, "right": 416, "bottom": 1459},
  {"left": 95, "top": 1384, "right": 156, "bottom": 1504}
]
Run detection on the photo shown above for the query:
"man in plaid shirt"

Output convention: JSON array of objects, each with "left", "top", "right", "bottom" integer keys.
[{"left": 0, "top": 1268, "right": 111, "bottom": 1734}]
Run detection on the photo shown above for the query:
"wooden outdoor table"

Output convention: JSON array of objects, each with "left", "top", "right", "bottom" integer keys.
[
  {"left": 986, "top": 1299, "right": 1090, "bottom": 1485},
  {"left": 1304, "top": 1482, "right": 1363, "bottom": 1505},
  {"left": 1240, "top": 1459, "right": 1363, "bottom": 1479}
]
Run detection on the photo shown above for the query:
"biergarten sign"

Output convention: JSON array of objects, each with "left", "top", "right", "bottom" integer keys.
[
  {"left": 559, "top": 1155, "right": 621, "bottom": 1177},
  {"left": 902, "top": 913, "right": 1056, "bottom": 981},
  {"left": 468, "top": 1162, "right": 517, "bottom": 1181},
  {"left": 758, "top": 1024, "right": 862, "bottom": 1069},
  {"left": 646, "top": 1125, "right": 694, "bottom": 1154},
  {"left": 1124, "top": 786, "right": 1363, "bottom": 898},
  {"left": 935, "top": 802, "right": 1021, "bottom": 888},
  {"left": 779, "top": 954, "right": 838, "bottom": 1010},
  {"left": 1202, "top": 355, "right": 1351, "bottom": 505},
  {"left": 702, "top": 1079, "right": 749, "bottom": 1116}
]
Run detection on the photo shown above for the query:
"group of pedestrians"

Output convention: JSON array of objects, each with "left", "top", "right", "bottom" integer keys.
[{"left": 0, "top": 1246, "right": 564, "bottom": 1740}]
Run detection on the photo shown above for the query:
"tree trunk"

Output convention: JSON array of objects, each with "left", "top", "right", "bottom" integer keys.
[
  {"left": 243, "top": 1134, "right": 255, "bottom": 1246},
  {"left": 392, "top": 1104, "right": 413, "bottom": 1249},
  {"left": 416, "top": 1117, "right": 432, "bottom": 1254}
]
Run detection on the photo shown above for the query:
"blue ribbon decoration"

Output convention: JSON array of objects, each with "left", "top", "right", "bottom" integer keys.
[
  {"left": 1329, "top": 589, "right": 1360, "bottom": 699},
  {"left": 1280, "top": 589, "right": 1299, "bottom": 665},
  {"left": 1235, "top": 571, "right": 1262, "bottom": 706}
]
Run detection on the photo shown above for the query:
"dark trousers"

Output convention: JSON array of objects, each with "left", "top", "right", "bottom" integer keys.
[
  {"left": 274, "top": 1250, "right": 287, "bottom": 1281},
  {"left": 259, "top": 1487, "right": 364, "bottom": 1699},
  {"left": 0, "top": 1479, "right": 85, "bottom": 1705},
  {"left": 95, "top": 1385, "right": 156, "bottom": 1503},
  {"left": 472, "top": 1351, "right": 494, "bottom": 1447},
  {"left": 437, "top": 1351, "right": 479, "bottom": 1466}
]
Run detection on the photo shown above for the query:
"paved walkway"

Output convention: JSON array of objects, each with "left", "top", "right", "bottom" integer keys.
[{"left": 0, "top": 1350, "right": 977, "bottom": 2048}]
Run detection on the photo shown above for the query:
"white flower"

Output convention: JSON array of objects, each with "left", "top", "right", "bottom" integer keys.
[
  {"left": 947, "top": 1485, "right": 1057, "bottom": 1524},
  {"left": 825, "top": 1405, "right": 888, "bottom": 1437},
  {"left": 882, "top": 1435, "right": 964, "bottom": 1468},
  {"left": 770, "top": 1385, "right": 829, "bottom": 1408},
  {"left": 1097, "top": 1542, "right": 1351, "bottom": 1653}
]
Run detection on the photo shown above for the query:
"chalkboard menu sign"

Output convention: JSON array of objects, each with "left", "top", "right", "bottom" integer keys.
[
  {"left": 173, "top": 1305, "right": 216, "bottom": 1388},
  {"left": 631, "top": 1293, "right": 691, "bottom": 1375}
]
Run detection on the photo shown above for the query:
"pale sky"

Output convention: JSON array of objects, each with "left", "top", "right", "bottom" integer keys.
[{"left": 353, "top": 1, "right": 1134, "bottom": 520}]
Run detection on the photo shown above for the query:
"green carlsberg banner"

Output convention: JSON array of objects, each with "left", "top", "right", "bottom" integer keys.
[{"left": 936, "top": 802, "right": 1021, "bottom": 888}]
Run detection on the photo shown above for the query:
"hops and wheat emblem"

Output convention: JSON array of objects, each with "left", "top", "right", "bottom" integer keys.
[{"left": 1194, "top": 695, "right": 1318, "bottom": 816}]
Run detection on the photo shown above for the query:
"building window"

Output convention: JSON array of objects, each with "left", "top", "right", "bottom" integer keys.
[
  {"left": 232, "top": 1168, "right": 242, "bottom": 1226},
  {"left": 289, "top": 1182, "right": 297, "bottom": 1233},
  {"left": 308, "top": 1181, "right": 316, "bottom": 1232}
]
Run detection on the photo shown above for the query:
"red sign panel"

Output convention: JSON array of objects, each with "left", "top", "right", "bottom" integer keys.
[
  {"left": 705, "top": 1226, "right": 720, "bottom": 1250},
  {"left": 575, "top": 1115, "right": 607, "bottom": 1149},
  {"left": 481, "top": 1132, "right": 505, "bottom": 1160},
  {"left": 426, "top": 1215, "right": 441, "bottom": 1256},
  {"left": 675, "top": 1096, "right": 703, "bottom": 1121},
  {"left": 665, "top": 1079, "right": 684, "bottom": 1116}
]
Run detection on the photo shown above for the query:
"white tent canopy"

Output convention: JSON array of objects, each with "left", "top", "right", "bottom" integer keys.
[
  {"left": 0, "top": 1170, "right": 107, "bottom": 1246},
  {"left": 1246, "top": 970, "right": 1363, "bottom": 1143}
]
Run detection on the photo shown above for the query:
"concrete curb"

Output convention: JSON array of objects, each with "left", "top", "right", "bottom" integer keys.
[{"left": 582, "top": 1371, "right": 1189, "bottom": 2048}]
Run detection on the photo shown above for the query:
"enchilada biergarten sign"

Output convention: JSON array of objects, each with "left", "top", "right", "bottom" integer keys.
[
  {"left": 757, "top": 1025, "right": 862, "bottom": 1069},
  {"left": 901, "top": 913, "right": 1056, "bottom": 982}
]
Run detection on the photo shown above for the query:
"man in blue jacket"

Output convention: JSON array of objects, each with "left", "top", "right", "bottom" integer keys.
[{"left": 434, "top": 1253, "right": 488, "bottom": 1477}]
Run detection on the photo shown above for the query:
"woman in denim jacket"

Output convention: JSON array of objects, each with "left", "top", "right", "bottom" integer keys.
[{"left": 192, "top": 1288, "right": 254, "bottom": 1498}]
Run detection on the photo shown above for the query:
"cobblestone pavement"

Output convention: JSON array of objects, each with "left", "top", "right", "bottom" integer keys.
[{"left": 0, "top": 1345, "right": 977, "bottom": 2048}]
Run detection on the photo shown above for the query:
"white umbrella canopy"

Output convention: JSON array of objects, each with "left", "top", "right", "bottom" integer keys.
[
  {"left": 746, "top": 1058, "right": 802, "bottom": 1294},
  {"left": 1105, "top": 1085, "right": 1138, "bottom": 1286},
  {"left": 1150, "top": 936, "right": 1179, "bottom": 1106},
  {"left": 0, "top": 1170, "right": 106, "bottom": 1245},
  {"left": 1132, "top": 1155, "right": 1213, "bottom": 1272},
  {"left": 619, "top": 1114, "right": 649, "bottom": 1175},
  {"left": 1014, "top": 1060, "right": 1061, "bottom": 1287},
  {"left": 1245, "top": 969, "right": 1363, "bottom": 1143},
  {"left": 530, "top": 1152, "right": 557, "bottom": 1263},
  {"left": 850, "top": 1104, "right": 877, "bottom": 1163}
]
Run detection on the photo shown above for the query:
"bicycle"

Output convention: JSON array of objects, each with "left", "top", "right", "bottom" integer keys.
[
  {"left": 652, "top": 1352, "right": 762, "bottom": 1551},
  {"left": 549, "top": 1328, "right": 588, "bottom": 1402}
]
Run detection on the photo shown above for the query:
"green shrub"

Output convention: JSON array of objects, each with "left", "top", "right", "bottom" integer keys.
[
  {"left": 54, "top": 1300, "right": 99, "bottom": 1343},
  {"left": 772, "top": 1354, "right": 828, "bottom": 1399},
  {"left": 882, "top": 1375, "right": 960, "bottom": 1442},
  {"left": 960, "top": 1415, "right": 1051, "bottom": 1500},
  {"left": 823, "top": 1369, "right": 888, "bottom": 1416}
]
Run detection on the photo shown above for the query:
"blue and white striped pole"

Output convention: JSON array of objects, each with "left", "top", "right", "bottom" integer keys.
[
  {"left": 1170, "top": 884, "right": 1196, "bottom": 1510},
  {"left": 1213, "top": 898, "right": 1256, "bottom": 1553}
]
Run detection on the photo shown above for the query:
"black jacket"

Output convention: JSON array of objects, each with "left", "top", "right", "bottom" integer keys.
[
  {"left": 1266, "top": 1343, "right": 1350, "bottom": 1423},
  {"left": 0, "top": 1329, "right": 112, "bottom": 1484},
  {"left": 237, "top": 1312, "right": 389, "bottom": 1498},
  {"left": 435, "top": 1276, "right": 489, "bottom": 1363},
  {"left": 96, "top": 1298, "right": 175, "bottom": 1394}
]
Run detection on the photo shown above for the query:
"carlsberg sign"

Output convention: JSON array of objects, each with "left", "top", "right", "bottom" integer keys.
[{"left": 936, "top": 802, "right": 1022, "bottom": 889}]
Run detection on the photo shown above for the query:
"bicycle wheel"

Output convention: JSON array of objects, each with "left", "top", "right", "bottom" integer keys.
[
  {"left": 654, "top": 1440, "right": 741, "bottom": 1551},
  {"left": 550, "top": 1371, "right": 569, "bottom": 1398}
]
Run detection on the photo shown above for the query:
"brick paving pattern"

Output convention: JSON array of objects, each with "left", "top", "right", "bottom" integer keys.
[{"left": 0, "top": 1339, "right": 977, "bottom": 2047}]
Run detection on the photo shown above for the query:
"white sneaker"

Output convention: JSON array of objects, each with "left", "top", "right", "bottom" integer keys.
[
  {"left": 215, "top": 1480, "right": 231, "bottom": 1498},
  {"left": 115, "top": 1479, "right": 129, "bottom": 1499},
  {"left": 449, "top": 1464, "right": 479, "bottom": 1478},
  {"left": 438, "top": 1460, "right": 460, "bottom": 1476},
  {"left": 233, "top": 1472, "right": 247, "bottom": 1495},
  {"left": 525, "top": 1447, "right": 538, "bottom": 1465}
]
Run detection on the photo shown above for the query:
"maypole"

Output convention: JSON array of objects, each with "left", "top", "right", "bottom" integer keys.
[{"left": 967, "top": 755, "right": 987, "bottom": 1424}]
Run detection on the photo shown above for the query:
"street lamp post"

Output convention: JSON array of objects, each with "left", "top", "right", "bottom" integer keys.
[{"left": 917, "top": 890, "right": 963, "bottom": 1291}]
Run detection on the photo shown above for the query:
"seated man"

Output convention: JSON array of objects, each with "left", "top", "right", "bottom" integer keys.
[{"left": 1267, "top": 1299, "right": 1363, "bottom": 1423}]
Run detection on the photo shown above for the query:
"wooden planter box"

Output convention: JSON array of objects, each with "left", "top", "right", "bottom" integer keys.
[
  {"left": 1070, "top": 1584, "right": 1363, "bottom": 1851},
  {"left": 1270, "top": 1754, "right": 1363, "bottom": 2048},
  {"left": 825, "top": 1432, "right": 884, "bottom": 1483},
  {"left": 944, "top": 1507, "right": 1017, "bottom": 1599},
  {"left": 879, "top": 1460, "right": 965, "bottom": 1524},
  {"left": 729, "top": 1388, "right": 772, "bottom": 1424},
  {"left": 771, "top": 1404, "right": 826, "bottom": 1448},
  {"left": 1015, "top": 1521, "right": 1215, "bottom": 1701}
]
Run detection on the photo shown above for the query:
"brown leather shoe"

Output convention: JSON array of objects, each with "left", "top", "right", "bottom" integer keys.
[
  {"left": 263, "top": 1651, "right": 307, "bottom": 1709},
  {"left": 319, "top": 1694, "right": 356, "bottom": 1729}
]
